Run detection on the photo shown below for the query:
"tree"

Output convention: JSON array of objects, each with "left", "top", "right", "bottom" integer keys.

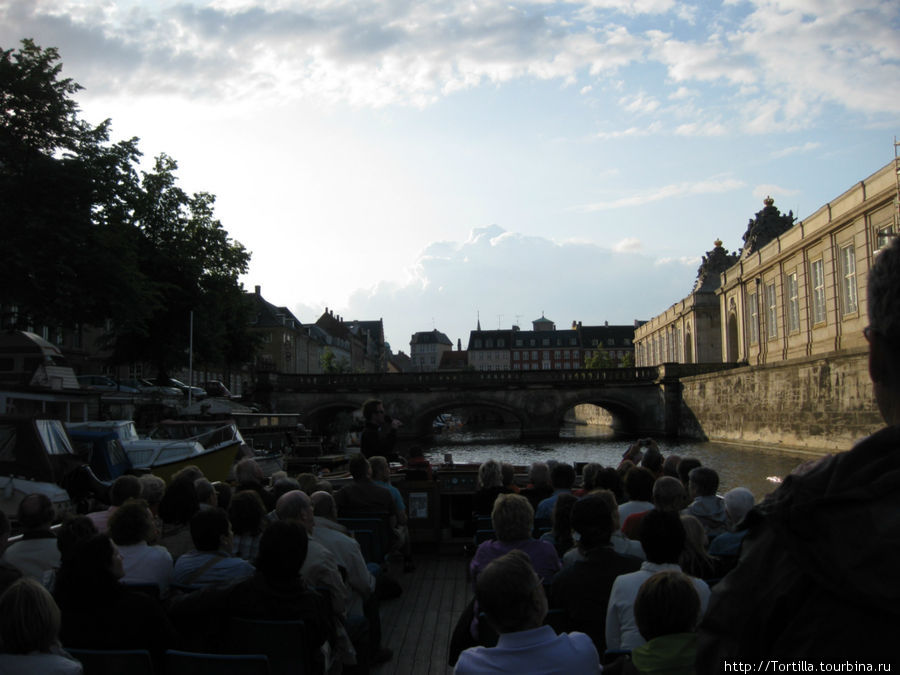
[
  {"left": 320, "top": 347, "right": 351, "bottom": 374},
  {"left": 584, "top": 349, "right": 616, "bottom": 369},
  {"left": 1, "top": 39, "right": 149, "bottom": 329},
  {"left": 1, "top": 39, "right": 254, "bottom": 377}
]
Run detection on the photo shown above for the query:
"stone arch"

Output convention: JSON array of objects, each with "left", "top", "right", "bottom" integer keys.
[
  {"left": 727, "top": 311, "right": 739, "bottom": 362},
  {"left": 684, "top": 328, "right": 693, "bottom": 364}
]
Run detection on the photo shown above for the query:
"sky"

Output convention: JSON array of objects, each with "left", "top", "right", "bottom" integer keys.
[{"left": 2, "top": 0, "right": 898, "bottom": 353}]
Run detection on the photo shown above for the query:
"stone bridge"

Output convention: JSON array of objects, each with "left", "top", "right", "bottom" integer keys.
[{"left": 262, "top": 364, "right": 732, "bottom": 440}]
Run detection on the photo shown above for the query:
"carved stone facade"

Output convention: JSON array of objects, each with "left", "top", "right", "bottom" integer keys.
[{"left": 636, "top": 159, "right": 898, "bottom": 367}]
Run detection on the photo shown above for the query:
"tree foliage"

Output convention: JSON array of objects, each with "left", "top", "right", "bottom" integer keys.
[{"left": 0, "top": 39, "right": 253, "bottom": 376}]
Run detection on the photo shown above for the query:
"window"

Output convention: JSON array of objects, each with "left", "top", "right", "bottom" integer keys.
[
  {"left": 876, "top": 223, "right": 895, "bottom": 250},
  {"left": 497, "top": 339, "right": 505, "bottom": 347},
  {"left": 786, "top": 271, "right": 800, "bottom": 333},
  {"left": 810, "top": 259, "right": 826, "bottom": 325},
  {"left": 531, "top": 351, "right": 538, "bottom": 360},
  {"left": 541, "top": 338, "right": 550, "bottom": 346},
  {"left": 513, "top": 351, "right": 520, "bottom": 360},
  {"left": 474, "top": 339, "right": 482, "bottom": 348},
  {"left": 485, "top": 339, "right": 493, "bottom": 348},
  {"left": 765, "top": 282, "right": 778, "bottom": 339},
  {"left": 748, "top": 291, "right": 759, "bottom": 344},
  {"left": 554, "top": 350, "right": 560, "bottom": 358},
  {"left": 839, "top": 244, "right": 858, "bottom": 315},
  {"left": 515, "top": 339, "right": 523, "bottom": 347}
]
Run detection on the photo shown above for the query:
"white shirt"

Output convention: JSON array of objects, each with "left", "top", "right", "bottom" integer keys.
[
  {"left": 313, "top": 517, "right": 375, "bottom": 617},
  {"left": 118, "top": 541, "right": 174, "bottom": 594},
  {"left": 605, "top": 561, "right": 710, "bottom": 651}
]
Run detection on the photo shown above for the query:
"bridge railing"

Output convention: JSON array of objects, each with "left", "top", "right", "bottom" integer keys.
[{"left": 276, "top": 367, "right": 661, "bottom": 391}]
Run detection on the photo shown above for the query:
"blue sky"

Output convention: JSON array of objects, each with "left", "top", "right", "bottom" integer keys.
[{"left": 2, "top": 0, "right": 898, "bottom": 352}]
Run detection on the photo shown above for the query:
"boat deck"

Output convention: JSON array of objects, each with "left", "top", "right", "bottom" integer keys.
[{"left": 374, "top": 549, "right": 471, "bottom": 675}]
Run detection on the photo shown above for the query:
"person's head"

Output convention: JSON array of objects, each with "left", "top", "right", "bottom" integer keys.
[
  {"left": 680, "top": 514, "right": 709, "bottom": 557},
  {"left": 550, "top": 462, "right": 576, "bottom": 490},
  {"left": 138, "top": 474, "right": 166, "bottom": 509},
  {"left": 624, "top": 466, "right": 654, "bottom": 503},
  {"left": 476, "top": 550, "right": 547, "bottom": 634},
  {"left": 641, "top": 444, "right": 664, "bottom": 475},
  {"left": 528, "top": 462, "right": 550, "bottom": 488},
  {"left": 272, "top": 476, "right": 302, "bottom": 500},
  {"left": 362, "top": 399, "right": 385, "bottom": 423},
  {"left": 17, "top": 493, "right": 54, "bottom": 531},
  {"left": 594, "top": 466, "right": 625, "bottom": 503},
  {"left": 56, "top": 515, "right": 97, "bottom": 563},
  {"left": 677, "top": 458, "right": 702, "bottom": 488},
  {"left": 255, "top": 520, "right": 309, "bottom": 583},
  {"left": 296, "top": 473, "right": 320, "bottom": 495},
  {"left": 491, "top": 493, "right": 534, "bottom": 542},
  {"left": 867, "top": 236, "right": 900, "bottom": 424},
  {"left": 275, "top": 490, "right": 314, "bottom": 533},
  {"left": 571, "top": 494, "right": 614, "bottom": 551},
  {"left": 234, "top": 458, "right": 265, "bottom": 485},
  {"left": 369, "top": 455, "right": 390, "bottom": 482},
  {"left": 213, "top": 481, "right": 232, "bottom": 512},
  {"left": 108, "top": 474, "right": 142, "bottom": 506},
  {"left": 723, "top": 487, "right": 755, "bottom": 527},
  {"left": 348, "top": 453, "right": 371, "bottom": 481},
  {"left": 171, "top": 465, "right": 204, "bottom": 485},
  {"left": 581, "top": 463, "right": 603, "bottom": 492},
  {"left": 478, "top": 459, "right": 503, "bottom": 489},
  {"left": 194, "top": 478, "right": 217, "bottom": 507},
  {"left": 158, "top": 473, "right": 200, "bottom": 525},
  {"left": 634, "top": 570, "right": 701, "bottom": 641},
  {"left": 500, "top": 462, "right": 516, "bottom": 488},
  {"left": 551, "top": 492, "right": 578, "bottom": 537},
  {"left": 640, "top": 509, "right": 685, "bottom": 565},
  {"left": 662, "top": 454, "right": 681, "bottom": 478},
  {"left": 108, "top": 499, "right": 154, "bottom": 546},
  {"left": 189, "top": 507, "right": 232, "bottom": 552},
  {"left": 688, "top": 466, "right": 719, "bottom": 498},
  {"left": 228, "top": 490, "right": 266, "bottom": 536},
  {"left": 652, "top": 476, "right": 687, "bottom": 511},
  {"left": 56, "top": 534, "right": 123, "bottom": 604},
  {"left": 310, "top": 491, "right": 337, "bottom": 519},
  {"left": 0, "top": 577, "right": 62, "bottom": 654}
]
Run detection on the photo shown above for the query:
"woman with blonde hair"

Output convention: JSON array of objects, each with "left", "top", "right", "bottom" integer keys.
[
  {"left": 679, "top": 514, "right": 718, "bottom": 581},
  {"left": 0, "top": 577, "right": 82, "bottom": 674}
]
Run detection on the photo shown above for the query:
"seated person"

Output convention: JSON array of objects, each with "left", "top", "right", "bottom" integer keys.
[
  {"left": 707, "top": 487, "right": 755, "bottom": 565},
  {"left": 472, "top": 459, "right": 507, "bottom": 516},
  {"left": 606, "top": 510, "right": 710, "bottom": 652},
  {"left": 540, "top": 492, "right": 577, "bottom": 558},
  {"left": 550, "top": 495, "right": 642, "bottom": 654},
  {"left": 520, "top": 462, "right": 554, "bottom": 511},
  {"left": 0, "top": 577, "right": 82, "bottom": 674},
  {"left": 631, "top": 571, "right": 700, "bottom": 673},
  {"left": 173, "top": 508, "right": 255, "bottom": 588},
  {"left": 2, "top": 494, "right": 60, "bottom": 580},
  {"left": 168, "top": 521, "right": 334, "bottom": 666},
  {"left": 534, "top": 463, "right": 577, "bottom": 521},
  {"left": 455, "top": 550, "right": 600, "bottom": 674},
  {"left": 683, "top": 467, "right": 728, "bottom": 539},
  {"left": 108, "top": 499, "right": 173, "bottom": 595},
  {"left": 87, "top": 474, "right": 142, "bottom": 533},
  {"left": 617, "top": 466, "right": 655, "bottom": 527},
  {"left": 0, "top": 511, "right": 22, "bottom": 597}
]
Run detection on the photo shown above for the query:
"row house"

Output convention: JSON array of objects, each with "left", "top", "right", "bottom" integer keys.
[
  {"left": 467, "top": 316, "right": 638, "bottom": 371},
  {"left": 409, "top": 330, "right": 453, "bottom": 371}
]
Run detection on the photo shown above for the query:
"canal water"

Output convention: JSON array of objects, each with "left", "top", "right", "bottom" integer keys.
[{"left": 422, "top": 425, "right": 817, "bottom": 503}]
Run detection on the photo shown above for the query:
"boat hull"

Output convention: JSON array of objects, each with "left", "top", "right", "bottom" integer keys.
[{"left": 148, "top": 440, "right": 241, "bottom": 483}]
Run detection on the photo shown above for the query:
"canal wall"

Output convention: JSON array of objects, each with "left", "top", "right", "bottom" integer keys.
[{"left": 677, "top": 349, "right": 883, "bottom": 454}]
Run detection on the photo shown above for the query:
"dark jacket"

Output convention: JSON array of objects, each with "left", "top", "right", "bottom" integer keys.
[{"left": 697, "top": 425, "right": 900, "bottom": 665}]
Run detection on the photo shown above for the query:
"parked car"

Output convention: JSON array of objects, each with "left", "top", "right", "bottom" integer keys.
[
  {"left": 161, "top": 377, "right": 207, "bottom": 400},
  {"left": 77, "top": 375, "right": 140, "bottom": 394},
  {"left": 202, "top": 380, "right": 233, "bottom": 398},
  {"left": 118, "top": 378, "right": 182, "bottom": 397}
]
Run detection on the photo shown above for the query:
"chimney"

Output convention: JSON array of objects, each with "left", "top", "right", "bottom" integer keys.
[
  {"left": 605, "top": 321, "right": 609, "bottom": 326},
  {"left": 255, "top": 285, "right": 261, "bottom": 296}
]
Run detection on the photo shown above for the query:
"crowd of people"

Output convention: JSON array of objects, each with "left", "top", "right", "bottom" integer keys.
[
  {"left": 0, "top": 452, "right": 412, "bottom": 674},
  {"left": 2, "top": 236, "right": 899, "bottom": 673}
]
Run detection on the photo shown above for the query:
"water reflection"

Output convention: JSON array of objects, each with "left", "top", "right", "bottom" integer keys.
[{"left": 424, "top": 425, "right": 813, "bottom": 503}]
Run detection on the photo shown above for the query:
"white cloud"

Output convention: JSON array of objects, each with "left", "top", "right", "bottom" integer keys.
[
  {"left": 770, "top": 141, "right": 822, "bottom": 158},
  {"left": 593, "top": 121, "right": 663, "bottom": 139},
  {"left": 614, "top": 237, "right": 643, "bottom": 252},
  {"left": 620, "top": 92, "right": 661, "bottom": 114},
  {"left": 575, "top": 176, "right": 745, "bottom": 211},
  {"left": 338, "top": 226, "right": 696, "bottom": 347}
]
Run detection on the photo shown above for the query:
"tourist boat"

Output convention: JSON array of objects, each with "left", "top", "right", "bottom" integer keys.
[
  {"left": 66, "top": 420, "right": 241, "bottom": 483},
  {"left": 0, "top": 416, "right": 88, "bottom": 523}
]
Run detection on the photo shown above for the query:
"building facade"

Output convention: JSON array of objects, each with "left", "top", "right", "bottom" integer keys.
[
  {"left": 635, "top": 159, "right": 899, "bottom": 367},
  {"left": 409, "top": 330, "right": 453, "bottom": 371}
]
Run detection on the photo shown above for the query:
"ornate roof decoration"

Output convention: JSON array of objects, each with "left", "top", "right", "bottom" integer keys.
[
  {"left": 740, "top": 196, "right": 795, "bottom": 257},
  {"left": 692, "top": 240, "right": 740, "bottom": 293}
]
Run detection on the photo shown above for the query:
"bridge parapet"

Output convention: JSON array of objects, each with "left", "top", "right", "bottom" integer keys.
[{"left": 277, "top": 367, "right": 660, "bottom": 392}]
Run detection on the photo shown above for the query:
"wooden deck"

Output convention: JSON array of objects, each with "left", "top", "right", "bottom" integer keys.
[{"left": 374, "top": 550, "right": 471, "bottom": 675}]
